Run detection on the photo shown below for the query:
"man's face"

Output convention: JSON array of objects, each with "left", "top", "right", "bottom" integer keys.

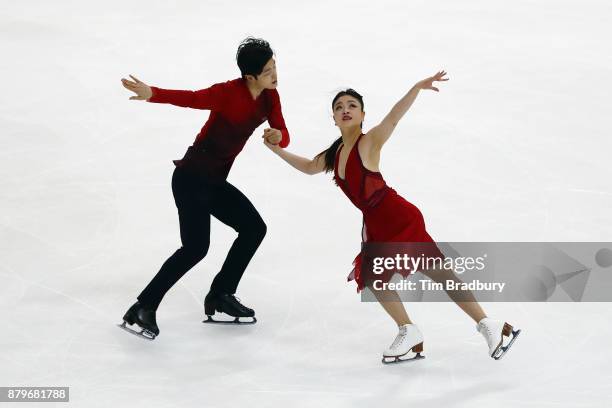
[{"left": 253, "top": 58, "right": 277, "bottom": 89}]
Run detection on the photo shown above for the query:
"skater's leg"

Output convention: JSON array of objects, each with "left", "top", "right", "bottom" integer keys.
[
  {"left": 366, "top": 284, "right": 412, "bottom": 326},
  {"left": 421, "top": 267, "right": 486, "bottom": 323},
  {"left": 207, "top": 181, "right": 267, "bottom": 295},
  {"left": 137, "top": 168, "right": 212, "bottom": 309}
]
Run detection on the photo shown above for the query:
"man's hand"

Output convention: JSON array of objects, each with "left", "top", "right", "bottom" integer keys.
[
  {"left": 263, "top": 134, "right": 282, "bottom": 153},
  {"left": 263, "top": 128, "right": 282, "bottom": 145},
  {"left": 121, "top": 75, "right": 153, "bottom": 100}
]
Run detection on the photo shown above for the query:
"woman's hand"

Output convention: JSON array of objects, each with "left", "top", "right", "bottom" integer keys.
[
  {"left": 263, "top": 128, "right": 282, "bottom": 145},
  {"left": 263, "top": 128, "right": 283, "bottom": 153},
  {"left": 121, "top": 75, "right": 153, "bottom": 100},
  {"left": 263, "top": 134, "right": 282, "bottom": 153},
  {"left": 415, "top": 70, "right": 449, "bottom": 92}
]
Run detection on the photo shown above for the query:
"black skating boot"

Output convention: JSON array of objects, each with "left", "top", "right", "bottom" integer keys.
[
  {"left": 118, "top": 301, "right": 160, "bottom": 340},
  {"left": 203, "top": 293, "right": 256, "bottom": 324}
]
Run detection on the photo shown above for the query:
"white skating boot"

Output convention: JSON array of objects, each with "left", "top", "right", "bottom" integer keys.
[
  {"left": 382, "top": 323, "right": 425, "bottom": 364},
  {"left": 477, "top": 317, "right": 521, "bottom": 360}
]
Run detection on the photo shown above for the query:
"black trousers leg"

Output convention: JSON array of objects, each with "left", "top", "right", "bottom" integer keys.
[
  {"left": 208, "top": 181, "right": 267, "bottom": 295},
  {"left": 137, "top": 167, "right": 212, "bottom": 309}
]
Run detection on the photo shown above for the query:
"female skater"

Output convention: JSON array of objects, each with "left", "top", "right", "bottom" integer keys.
[
  {"left": 264, "top": 71, "right": 520, "bottom": 362},
  {"left": 118, "top": 38, "right": 290, "bottom": 340}
]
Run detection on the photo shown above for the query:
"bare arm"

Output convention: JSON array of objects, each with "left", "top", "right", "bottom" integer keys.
[
  {"left": 263, "top": 138, "right": 326, "bottom": 175},
  {"left": 368, "top": 70, "right": 448, "bottom": 148}
]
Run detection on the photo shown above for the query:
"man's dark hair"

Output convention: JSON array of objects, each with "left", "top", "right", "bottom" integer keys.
[{"left": 236, "top": 37, "right": 274, "bottom": 78}]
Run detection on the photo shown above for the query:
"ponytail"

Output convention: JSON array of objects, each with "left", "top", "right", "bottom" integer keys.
[{"left": 316, "top": 137, "right": 343, "bottom": 173}]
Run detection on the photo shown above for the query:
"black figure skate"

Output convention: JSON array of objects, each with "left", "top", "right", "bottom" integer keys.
[
  {"left": 118, "top": 301, "right": 160, "bottom": 340},
  {"left": 203, "top": 293, "right": 257, "bottom": 325}
]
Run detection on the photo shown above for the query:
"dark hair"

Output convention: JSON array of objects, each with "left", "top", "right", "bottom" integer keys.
[
  {"left": 332, "top": 88, "right": 364, "bottom": 112},
  {"left": 236, "top": 37, "right": 274, "bottom": 78},
  {"left": 316, "top": 89, "right": 365, "bottom": 173}
]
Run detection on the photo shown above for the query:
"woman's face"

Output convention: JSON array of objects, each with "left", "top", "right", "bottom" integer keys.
[{"left": 332, "top": 95, "right": 364, "bottom": 129}]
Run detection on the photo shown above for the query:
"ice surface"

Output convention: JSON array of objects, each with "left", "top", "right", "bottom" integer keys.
[{"left": 1, "top": 1, "right": 611, "bottom": 407}]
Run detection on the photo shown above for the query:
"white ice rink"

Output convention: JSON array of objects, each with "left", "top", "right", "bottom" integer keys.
[{"left": 1, "top": 0, "right": 611, "bottom": 407}]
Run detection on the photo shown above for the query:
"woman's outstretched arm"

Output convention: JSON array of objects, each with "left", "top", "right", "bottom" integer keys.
[
  {"left": 368, "top": 70, "right": 448, "bottom": 148},
  {"left": 263, "top": 137, "right": 326, "bottom": 175}
]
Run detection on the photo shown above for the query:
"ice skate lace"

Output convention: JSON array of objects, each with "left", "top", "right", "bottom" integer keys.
[
  {"left": 228, "top": 295, "right": 249, "bottom": 308},
  {"left": 390, "top": 330, "right": 407, "bottom": 350},
  {"left": 479, "top": 322, "right": 494, "bottom": 341}
]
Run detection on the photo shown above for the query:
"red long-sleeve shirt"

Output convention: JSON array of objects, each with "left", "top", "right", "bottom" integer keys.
[{"left": 148, "top": 78, "right": 290, "bottom": 181}]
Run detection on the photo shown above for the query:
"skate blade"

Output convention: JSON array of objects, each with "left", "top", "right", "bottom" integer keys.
[
  {"left": 493, "top": 329, "right": 521, "bottom": 360},
  {"left": 382, "top": 352, "right": 425, "bottom": 365},
  {"left": 202, "top": 315, "right": 257, "bottom": 325},
  {"left": 117, "top": 321, "right": 156, "bottom": 341}
]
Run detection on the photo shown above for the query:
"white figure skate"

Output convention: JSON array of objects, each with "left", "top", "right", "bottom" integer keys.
[
  {"left": 477, "top": 317, "right": 521, "bottom": 360},
  {"left": 382, "top": 324, "right": 425, "bottom": 364}
]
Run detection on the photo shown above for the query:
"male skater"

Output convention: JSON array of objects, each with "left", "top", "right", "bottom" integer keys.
[{"left": 118, "top": 37, "right": 289, "bottom": 339}]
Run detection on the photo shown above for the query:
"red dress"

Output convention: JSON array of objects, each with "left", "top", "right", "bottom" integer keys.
[{"left": 334, "top": 133, "right": 443, "bottom": 291}]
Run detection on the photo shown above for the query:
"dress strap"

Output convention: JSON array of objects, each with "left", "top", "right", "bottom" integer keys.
[{"left": 333, "top": 143, "right": 344, "bottom": 177}]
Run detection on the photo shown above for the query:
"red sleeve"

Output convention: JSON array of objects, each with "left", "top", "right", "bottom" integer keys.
[
  {"left": 147, "top": 82, "right": 227, "bottom": 110},
  {"left": 267, "top": 90, "right": 290, "bottom": 148}
]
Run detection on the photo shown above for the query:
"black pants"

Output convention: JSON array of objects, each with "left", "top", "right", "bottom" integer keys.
[{"left": 137, "top": 166, "right": 267, "bottom": 310}]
